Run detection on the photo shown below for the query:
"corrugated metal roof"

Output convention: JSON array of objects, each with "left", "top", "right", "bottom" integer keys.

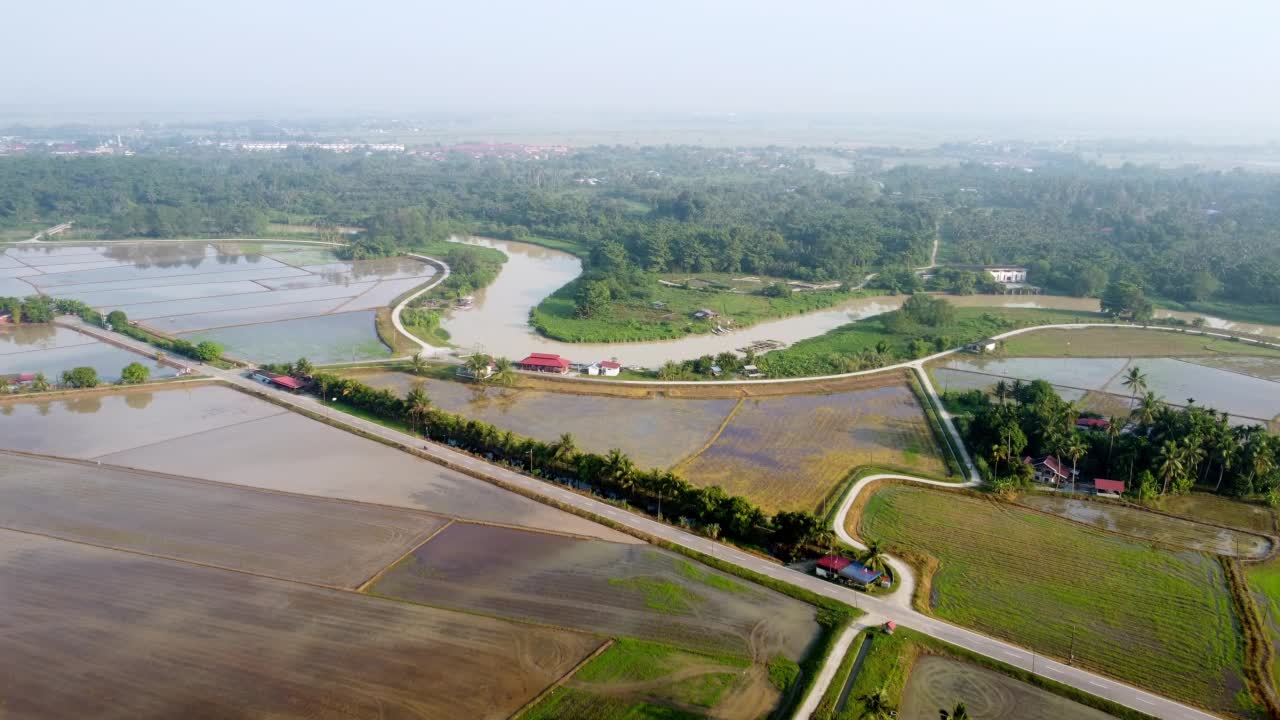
[{"left": 1094, "top": 479, "right": 1125, "bottom": 493}]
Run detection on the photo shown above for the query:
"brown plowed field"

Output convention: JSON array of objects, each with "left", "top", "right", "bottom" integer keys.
[
  {"left": 371, "top": 522, "right": 820, "bottom": 661},
  {"left": 0, "top": 451, "right": 448, "bottom": 588},
  {"left": 0, "top": 530, "right": 599, "bottom": 720}
]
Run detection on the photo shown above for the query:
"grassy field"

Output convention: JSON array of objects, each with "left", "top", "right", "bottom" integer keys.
[
  {"left": 678, "top": 377, "right": 947, "bottom": 513},
  {"left": 758, "top": 306, "right": 1101, "bottom": 377},
  {"left": 1247, "top": 561, "right": 1280, "bottom": 689},
  {"left": 1156, "top": 494, "right": 1279, "bottom": 535},
  {"left": 1155, "top": 296, "right": 1280, "bottom": 328},
  {"left": 530, "top": 274, "right": 856, "bottom": 343},
  {"left": 521, "top": 638, "right": 762, "bottom": 719},
  {"left": 1000, "top": 326, "right": 1280, "bottom": 358},
  {"left": 855, "top": 485, "right": 1250, "bottom": 716}
]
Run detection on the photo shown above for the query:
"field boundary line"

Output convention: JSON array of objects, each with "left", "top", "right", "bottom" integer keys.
[
  {"left": 507, "top": 638, "right": 615, "bottom": 720},
  {"left": 356, "top": 519, "right": 454, "bottom": 593},
  {"left": 669, "top": 396, "right": 744, "bottom": 473},
  {"left": 1222, "top": 558, "right": 1280, "bottom": 716},
  {"left": 87, "top": 409, "right": 291, "bottom": 460},
  {"left": 139, "top": 301, "right": 358, "bottom": 334},
  {"left": 0, "top": 377, "right": 214, "bottom": 404},
  {"left": 42, "top": 268, "right": 306, "bottom": 292}
]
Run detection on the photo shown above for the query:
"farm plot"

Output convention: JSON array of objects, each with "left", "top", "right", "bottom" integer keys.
[
  {"left": 898, "top": 656, "right": 1113, "bottom": 720},
  {"left": 522, "top": 638, "right": 772, "bottom": 720},
  {"left": 371, "top": 522, "right": 820, "bottom": 660},
  {"left": 1247, "top": 560, "right": 1280, "bottom": 688},
  {"left": 0, "top": 530, "right": 600, "bottom": 719},
  {"left": 352, "top": 370, "right": 736, "bottom": 469},
  {"left": 0, "top": 324, "right": 176, "bottom": 382},
  {"left": 1157, "top": 493, "right": 1278, "bottom": 535},
  {"left": 679, "top": 381, "right": 947, "bottom": 513},
  {"left": 0, "top": 384, "right": 632, "bottom": 543},
  {"left": 1018, "top": 494, "right": 1272, "bottom": 558},
  {"left": 0, "top": 452, "right": 448, "bottom": 588},
  {"left": 855, "top": 485, "right": 1249, "bottom": 716},
  {"left": 999, "top": 326, "right": 1280, "bottom": 359},
  {"left": 5, "top": 242, "right": 436, "bottom": 363}
]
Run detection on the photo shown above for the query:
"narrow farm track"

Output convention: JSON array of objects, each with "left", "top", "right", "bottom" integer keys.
[{"left": 55, "top": 317, "right": 1225, "bottom": 720}]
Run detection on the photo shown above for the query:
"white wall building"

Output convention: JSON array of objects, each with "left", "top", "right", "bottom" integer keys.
[{"left": 985, "top": 267, "right": 1028, "bottom": 283}]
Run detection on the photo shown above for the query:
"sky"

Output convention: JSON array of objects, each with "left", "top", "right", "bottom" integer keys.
[{"left": 3, "top": 0, "right": 1279, "bottom": 137}]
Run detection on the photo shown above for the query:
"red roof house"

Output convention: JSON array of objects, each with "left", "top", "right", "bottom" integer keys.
[
  {"left": 1093, "top": 479, "right": 1126, "bottom": 496},
  {"left": 1076, "top": 417, "right": 1110, "bottom": 431},
  {"left": 516, "top": 353, "right": 571, "bottom": 374},
  {"left": 1023, "top": 455, "right": 1075, "bottom": 485},
  {"left": 250, "top": 370, "right": 307, "bottom": 391},
  {"left": 814, "top": 554, "right": 853, "bottom": 579}
]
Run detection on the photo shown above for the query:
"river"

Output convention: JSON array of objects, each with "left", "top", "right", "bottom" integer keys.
[{"left": 437, "top": 237, "right": 1280, "bottom": 367}]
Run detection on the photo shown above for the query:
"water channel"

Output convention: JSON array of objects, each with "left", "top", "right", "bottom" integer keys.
[{"left": 437, "top": 237, "right": 1280, "bottom": 367}]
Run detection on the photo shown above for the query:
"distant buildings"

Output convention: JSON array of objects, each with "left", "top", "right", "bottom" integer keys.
[
  {"left": 964, "top": 338, "right": 999, "bottom": 354},
  {"left": 985, "top": 267, "right": 1028, "bottom": 284},
  {"left": 515, "top": 353, "right": 571, "bottom": 374}
]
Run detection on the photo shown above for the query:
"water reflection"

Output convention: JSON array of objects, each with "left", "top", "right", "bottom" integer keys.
[{"left": 124, "top": 391, "right": 154, "bottom": 410}]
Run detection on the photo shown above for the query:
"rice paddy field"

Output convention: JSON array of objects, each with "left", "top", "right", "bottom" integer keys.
[
  {"left": 855, "top": 484, "right": 1249, "bottom": 716},
  {"left": 1018, "top": 494, "right": 1273, "bottom": 558},
  {"left": 0, "top": 529, "right": 601, "bottom": 719},
  {"left": 1, "top": 323, "right": 176, "bottom": 382},
  {"left": 0, "top": 384, "right": 632, "bottom": 542},
  {"left": 351, "top": 370, "right": 736, "bottom": 469},
  {"left": 679, "top": 380, "right": 947, "bottom": 513},
  {"left": 897, "top": 656, "right": 1115, "bottom": 720},
  {"left": 0, "top": 242, "right": 438, "bottom": 363},
  {"left": 1157, "top": 494, "right": 1279, "bottom": 535},
  {"left": 370, "top": 522, "right": 820, "bottom": 660},
  {"left": 0, "top": 451, "right": 449, "bottom": 587},
  {"left": 1247, "top": 560, "right": 1280, "bottom": 689}
]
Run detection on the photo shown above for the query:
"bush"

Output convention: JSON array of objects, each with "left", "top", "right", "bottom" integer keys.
[
  {"left": 120, "top": 362, "right": 150, "bottom": 384},
  {"left": 60, "top": 366, "right": 99, "bottom": 388},
  {"left": 193, "top": 341, "right": 223, "bottom": 361}
]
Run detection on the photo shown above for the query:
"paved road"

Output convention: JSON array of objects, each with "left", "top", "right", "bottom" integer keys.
[
  {"left": 792, "top": 621, "right": 869, "bottom": 718},
  {"left": 61, "top": 317, "right": 1222, "bottom": 720},
  {"left": 389, "top": 253, "right": 451, "bottom": 357}
]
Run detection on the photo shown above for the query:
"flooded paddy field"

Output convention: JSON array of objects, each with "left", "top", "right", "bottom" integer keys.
[
  {"left": 0, "top": 451, "right": 448, "bottom": 587},
  {"left": 0, "top": 324, "right": 176, "bottom": 382},
  {"left": 1018, "top": 494, "right": 1272, "bottom": 558},
  {"left": 934, "top": 355, "right": 1280, "bottom": 424},
  {"left": 680, "top": 380, "right": 947, "bottom": 513},
  {"left": 371, "top": 522, "right": 820, "bottom": 660},
  {"left": 898, "top": 656, "right": 1113, "bottom": 720},
  {"left": 352, "top": 370, "right": 736, "bottom": 469},
  {"left": 0, "top": 384, "right": 633, "bottom": 542},
  {"left": 0, "top": 530, "right": 600, "bottom": 720},
  {"left": 2, "top": 242, "right": 436, "bottom": 363},
  {"left": 1157, "top": 493, "right": 1278, "bottom": 535}
]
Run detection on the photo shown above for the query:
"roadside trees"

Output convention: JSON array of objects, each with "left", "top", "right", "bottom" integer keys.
[
  {"left": 120, "top": 362, "right": 150, "bottom": 384},
  {"left": 60, "top": 366, "right": 99, "bottom": 388}
]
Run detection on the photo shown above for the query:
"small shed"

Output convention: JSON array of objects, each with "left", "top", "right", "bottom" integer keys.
[
  {"left": 837, "top": 561, "right": 885, "bottom": 590},
  {"left": 692, "top": 308, "right": 719, "bottom": 320},
  {"left": 599, "top": 360, "right": 622, "bottom": 377},
  {"left": 1076, "top": 417, "right": 1110, "bottom": 432},
  {"left": 814, "top": 554, "right": 852, "bottom": 579},
  {"left": 965, "top": 338, "right": 999, "bottom": 354},
  {"left": 1094, "top": 479, "right": 1126, "bottom": 498},
  {"left": 742, "top": 364, "right": 764, "bottom": 379}
]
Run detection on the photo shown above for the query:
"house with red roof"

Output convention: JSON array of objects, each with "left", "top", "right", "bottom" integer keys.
[
  {"left": 1023, "top": 455, "right": 1076, "bottom": 486},
  {"left": 587, "top": 360, "right": 622, "bottom": 377},
  {"left": 814, "top": 554, "right": 852, "bottom": 579},
  {"left": 515, "top": 353, "right": 571, "bottom": 374},
  {"left": 250, "top": 370, "right": 308, "bottom": 392},
  {"left": 1093, "top": 479, "right": 1125, "bottom": 497},
  {"left": 1076, "top": 417, "right": 1110, "bottom": 431}
]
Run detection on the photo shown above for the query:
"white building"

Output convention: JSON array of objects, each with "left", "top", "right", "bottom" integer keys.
[{"left": 985, "top": 267, "right": 1028, "bottom": 283}]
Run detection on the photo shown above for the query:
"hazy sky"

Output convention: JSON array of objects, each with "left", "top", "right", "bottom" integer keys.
[{"left": 4, "top": 1, "right": 1279, "bottom": 133}]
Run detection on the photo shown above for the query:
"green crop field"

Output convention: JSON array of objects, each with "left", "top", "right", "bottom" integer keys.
[
  {"left": 1246, "top": 560, "right": 1280, "bottom": 688},
  {"left": 855, "top": 485, "right": 1249, "bottom": 716},
  {"left": 1000, "top": 326, "right": 1280, "bottom": 359}
]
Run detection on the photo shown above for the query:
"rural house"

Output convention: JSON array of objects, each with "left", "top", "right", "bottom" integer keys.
[
  {"left": 814, "top": 555, "right": 887, "bottom": 590},
  {"left": 814, "top": 554, "right": 851, "bottom": 579},
  {"left": 964, "top": 338, "right": 999, "bottom": 354},
  {"left": 1023, "top": 455, "right": 1076, "bottom": 486},
  {"left": 985, "top": 267, "right": 1028, "bottom": 283},
  {"left": 1076, "top": 417, "right": 1110, "bottom": 432},
  {"left": 587, "top": 360, "right": 622, "bottom": 377},
  {"left": 515, "top": 353, "right": 571, "bottom": 374},
  {"left": 1093, "top": 479, "right": 1126, "bottom": 498},
  {"left": 250, "top": 370, "right": 307, "bottom": 393},
  {"left": 692, "top": 308, "right": 719, "bottom": 320}
]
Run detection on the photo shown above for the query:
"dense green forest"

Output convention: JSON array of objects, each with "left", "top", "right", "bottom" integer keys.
[{"left": 3, "top": 147, "right": 1280, "bottom": 310}]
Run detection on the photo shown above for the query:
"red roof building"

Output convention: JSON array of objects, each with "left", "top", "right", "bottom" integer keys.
[
  {"left": 250, "top": 370, "right": 307, "bottom": 391},
  {"left": 516, "top": 353, "right": 571, "bottom": 374},
  {"left": 600, "top": 361, "right": 621, "bottom": 370},
  {"left": 1023, "top": 455, "right": 1075, "bottom": 485},
  {"left": 815, "top": 554, "right": 853, "bottom": 579},
  {"left": 1076, "top": 417, "right": 1110, "bottom": 431},
  {"left": 1094, "top": 479, "right": 1126, "bottom": 496}
]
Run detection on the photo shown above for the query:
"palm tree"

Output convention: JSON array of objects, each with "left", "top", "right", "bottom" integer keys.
[
  {"left": 1063, "top": 433, "right": 1087, "bottom": 494},
  {"left": 602, "top": 448, "right": 636, "bottom": 491},
  {"left": 465, "top": 354, "right": 491, "bottom": 383},
  {"left": 1156, "top": 439, "right": 1185, "bottom": 496},
  {"left": 550, "top": 432, "right": 578, "bottom": 469},
  {"left": 862, "top": 539, "right": 890, "bottom": 577},
  {"left": 990, "top": 442, "right": 1010, "bottom": 480},
  {"left": 1121, "top": 365, "right": 1148, "bottom": 407},
  {"left": 492, "top": 357, "right": 517, "bottom": 387},
  {"left": 1105, "top": 415, "right": 1125, "bottom": 474},
  {"left": 993, "top": 379, "right": 1009, "bottom": 405},
  {"left": 293, "top": 357, "right": 314, "bottom": 378},
  {"left": 30, "top": 372, "right": 51, "bottom": 392},
  {"left": 1132, "top": 391, "right": 1161, "bottom": 429},
  {"left": 404, "top": 382, "right": 432, "bottom": 436},
  {"left": 408, "top": 354, "right": 428, "bottom": 376},
  {"left": 859, "top": 688, "right": 895, "bottom": 719},
  {"left": 940, "top": 703, "right": 970, "bottom": 720}
]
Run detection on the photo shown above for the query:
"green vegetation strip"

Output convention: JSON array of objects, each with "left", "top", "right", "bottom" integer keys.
[
  {"left": 813, "top": 627, "right": 1158, "bottom": 720},
  {"left": 858, "top": 484, "right": 1251, "bottom": 715},
  {"left": 908, "top": 368, "right": 965, "bottom": 477}
]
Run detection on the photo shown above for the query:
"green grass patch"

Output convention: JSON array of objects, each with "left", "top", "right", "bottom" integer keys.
[
  {"left": 676, "top": 559, "right": 749, "bottom": 594},
  {"left": 520, "top": 687, "right": 701, "bottom": 720},
  {"left": 756, "top": 306, "right": 1102, "bottom": 378},
  {"left": 768, "top": 653, "right": 801, "bottom": 693},
  {"left": 1154, "top": 296, "right": 1280, "bottom": 328},
  {"left": 608, "top": 577, "right": 703, "bottom": 614},
  {"left": 1000, "top": 325, "right": 1280, "bottom": 358},
  {"left": 857, "top": 484, "right": 1249, "bottom": 716},
  {"left": 531, "top": 274, "right": 858, "bottom": 343},
  {"left": 577, "top": 638, "right": 749, "bottom": 684}
]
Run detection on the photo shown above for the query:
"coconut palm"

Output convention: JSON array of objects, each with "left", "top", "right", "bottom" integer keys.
[
  {"left": 408, "top": 354, "right": 428, "bottom": 376},
  {"left": 1105, "top": 415, "right": 1125, "bottom": 474},
  {"left": 292, "top": 357, "right": 314, "bottom": 378},
  {"left": 1156, "top": 439, "right": 1185, "bottom": 496},
  {"left": 862, "top": 539, "right": 890, "bottom": 577},
  {"left": 1121, "top": 366, "right": 1148, "bottom": 408},
  {"left": 859, "top": 688, "right": 895, "bottom": 719},
  {"left": 1132, "top": 391, "right": 1161, "bottom": 429},
  {"left": 602, "top": 448, "right": 636, "bottom": 491},
  {"left": 465, "top": 354, "right": 491, "bottom": 383},
  {"left": 30, "top": 372, "right": 51, "bottom": 392},
  {"left": 940, "top": 703, "right": 970, "bottom": 720},
  {"left": 993, "top": 379, "right": 1009, "bottom": 405},
  {"left": 404, "top": 382, "right": 432, "bottom": 436},
  {"left": 1063, "top": 433, "right": 1087, "bottom": 494},
  {"left": 550, "top": 432, "right": 578, "bottom": 469},
  {"left": 492, "top": 357, "right": 517, "bottom": 386}
]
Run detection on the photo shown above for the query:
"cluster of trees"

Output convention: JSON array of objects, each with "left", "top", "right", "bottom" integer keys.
[
  {"left": 100, "top": 308, "right": 223, "bottom": 363},
  {"left": 6, "top": 361, "right": 152, "bottom": 394},
  {"left": 954, "top": 369, "right": 1280, "bottom": 501},
  {"left": 305, "top": 371, "right": 830, "bottom": 556}
]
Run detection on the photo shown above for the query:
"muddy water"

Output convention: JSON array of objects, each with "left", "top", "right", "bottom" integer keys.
[
  {"left": 437, "top": 237, "right": 1280, "bottom": 367},
  {"left": 354, "top": 370, "right": 736, "bottom": 468},
  {"left": 0, "top": 325, "right": 177, "bottom": 382},
  {"left": 899, "top": 656, "right": 1112, "bottom": 720},
  {"left": 177, "top": 310, "right": 391, "bottom": 364},
  {"left": 1019, "top": 495, "right": 1271, "bottom": 558}
]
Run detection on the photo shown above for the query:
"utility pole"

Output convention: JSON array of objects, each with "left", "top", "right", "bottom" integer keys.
[{"left": 528, "top": 449, "right": 534, "bottom": 474}]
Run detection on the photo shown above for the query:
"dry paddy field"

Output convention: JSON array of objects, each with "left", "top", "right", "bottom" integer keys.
[
  {"left": 856, "top": 484, "right": 1250, "bottom": 716},
  {"left": 898, "top": 656, "right": 1113, "bottom": 720},
  {"left": 0, "top": 530, "right": 600, "bottom": 719},
  {"left": 679, "top": 376, "right": 947, "bottom": 513},
  {"left": 371, "top": 522, "right": 820, "bottom": 660},
  {"left": 0, "top": 384, "right": 633, "bottom": 542},
  {"left": 1, "top": 242, "right": 438, "bottom": 363}
]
